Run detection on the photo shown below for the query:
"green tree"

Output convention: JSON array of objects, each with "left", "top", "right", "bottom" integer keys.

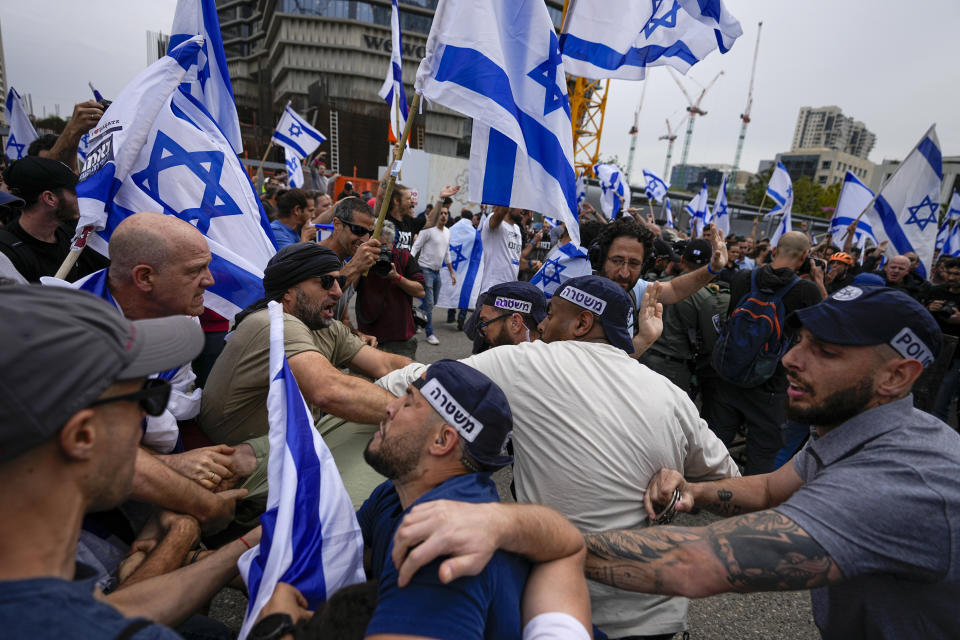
[
  {"left": 744, "top": 167, "right": 773, "bottom": 208},
  {"left": 815, "top": 182, "right": 842, "bottom": 215},
  {"left": 792, "top": 176, "right": 824, "bottom": 217},
  {"left": 35, "top": 115, "right": 67, "bottom": 133}
]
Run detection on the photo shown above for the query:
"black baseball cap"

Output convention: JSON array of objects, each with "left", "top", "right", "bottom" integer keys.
[
  {"left": 482, "top": 281, "right": 548, "bottom": 324},
  {"left": 412, "top": 360, "right": 513, "bottom": 470},
  {"left": 683, "top": 238, "right": 712, "bottom": 267},
  {"left": 652, "top": 238, "right": 680, "bottom": 263},
  {"left": 554, "top": 275, "right": 634, "bottom": 354},
  {"left": 788, "top": 286, "right": 942, "bottom": 368},
  {"left": 3, "top": 156, "right": 78, "bottom": 200},
  {"left": 0, "top": 285, "right": 204, "bottom": 461}
]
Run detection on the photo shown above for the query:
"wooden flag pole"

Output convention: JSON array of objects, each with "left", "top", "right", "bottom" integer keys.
[
  {"left": 53, "top": 225, "right": 93, "bottom": 280},
  {"left": 256, "top": 139, "right": 275, "bottom": 191}
]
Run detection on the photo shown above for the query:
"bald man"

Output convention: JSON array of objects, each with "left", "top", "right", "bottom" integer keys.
[{"left": 703, "top": 231, "right": 824, "bottom": 475}]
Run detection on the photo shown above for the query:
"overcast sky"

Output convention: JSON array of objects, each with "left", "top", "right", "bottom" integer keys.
[{"left": 3, "top": 0, "right": 958, "bottom": 184}]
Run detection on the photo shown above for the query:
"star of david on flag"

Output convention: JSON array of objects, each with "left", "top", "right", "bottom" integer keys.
[
  {"left": 941, "top": 190, "right": 960, "bottom": 257},
  {"left": 378, "top": 0, "right": 410, "bottom": 144},
  {"left": 712, "top": 173, "right": 730, "bottom": 236},
  {"left": 72, "top": 37, "right": 277, "bottom": 321},
  {"left": 559, "top": 0, "right": 742, "bottom": 81},
  {"left": 272, "top": 103, "right": 326, "bottom": 188},
  {"left": 595, "top": 163, "right": 630, "bottom": 219},
  {"left": 643, "top": 168, "right": 669, "bottom": 203},
  {"left": 416, "top": 0, "right": 580, "bottom": 244},
  {"left": 530, "top": 241, "right": 592, "bottom": 298},
  {"left": 168, "top": 0, "right": 243, "bottom": 153},
  {"left": 438, "top": 217, "right": 484, "bottom": 311},
  {"left": 4, "top": 87, "right": 38, "bottom": 161},
  {"left": 237, "top": 302, "right": 365, "bottom": 640},
  {"left": 764, "top": 161, "right": 794, "bottom": 221},
  {"left": 828, "top": 171, "right": 879, "bottom": 250},
  {"left": 867, "top": 125, "right": 942, "bottom": 277}
]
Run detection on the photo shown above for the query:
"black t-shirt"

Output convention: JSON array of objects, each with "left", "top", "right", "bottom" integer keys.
[
  {"left": 387, "top": 214, "right": 426, "bottom": 253},
  {"left": 0, "top": 217, "right": 109, "bottom": 283},
  {"left": 727, "top": 265, "right": 824, "bottom": 391}
]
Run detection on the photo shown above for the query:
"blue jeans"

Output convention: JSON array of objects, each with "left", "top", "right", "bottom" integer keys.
[
  {"left": 420, "top": 267, "right": 441, "bottom": 336},
  {"left": 933, "top": 358, "right": 960, "bottom": 422}
]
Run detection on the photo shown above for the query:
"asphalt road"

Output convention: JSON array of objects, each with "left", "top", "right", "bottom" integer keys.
[{"left": 209, "top": 307, "right": 819, "bottom": 638}]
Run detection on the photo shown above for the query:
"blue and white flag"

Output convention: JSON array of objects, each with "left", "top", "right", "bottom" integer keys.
[
  {"left": 643, "top": 168, "right": 669, "bottom": 203},
  {"left": 712, "top": 173, "right": 730, "bottom": 236},
  {"left": 73, "top": 37, "right": 277, "bottom": 321},
  {"left": 530, "top": 241, "right": 592, "bottom": 298},
  {"left": 272, "top": 103, "right": 326, "bottom": 161},
  {"left": 416, "top": 0, "right": 580, "bottom": 244},
  {"left": 576, "top": 171, "right": 587, "bottom": 210},
  {"left": 314, "top": 223, "right": 334, "bottom": 243},
  {"left": 828, "top": 171, "right": 878, "bottom": 249},
  {"left": 4, "top": 87, "right": 38, "bottom": 161},
  {"left": 378, "top": 0, "right": 409, "bottom": 143},
  {"left": 89, "top": 82, "right": 106, "bottom": 103},
  {"left": 868, "top": 125, "right": 942, "bottom": 277},
  {"left": 941, "top": 189, "right": 960, "bottom": 257},
  {"left": 764, "top": 161, "right": 793, "bottom": 220},
  {"left": 284, "top": 148, "right": 304, "bottom": 189},
  {"left": 169, "top": 0, "right": 243, "bottom": 153},
  {"left": 237, "top": 301, "right": 365, "bottom": 640},
  {"left": 770, "top": 206, "right": 792, "bottom": 247},
  {"left": 664, "top": 198, "right": 674, "bottom": 228},
  {"left": 438, "top": 217, "right": 484, "bottom": 310},
  {"left": 559, "top": 0, "right": 742, "bottom": 81},
  {"left": 687, "top": 180, "right": 709, "bottom": 237},
  {"left": 594, "top": 163, "right": 630, "bottom": 219}
]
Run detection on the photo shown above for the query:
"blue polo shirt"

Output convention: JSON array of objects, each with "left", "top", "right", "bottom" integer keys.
[
  {"left": 358, "top": 473, "right": 530, "bottom": 640},
  {"left": 270, "top": 219, "right": 301, "bottom": 248},
  {"left": 775, "top": 395, "right": 960, "bottom": 639}
]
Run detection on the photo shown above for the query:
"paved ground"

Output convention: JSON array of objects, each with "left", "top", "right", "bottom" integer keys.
[{"left": 209, "top": 307, "right": 819, "bottom": 638}]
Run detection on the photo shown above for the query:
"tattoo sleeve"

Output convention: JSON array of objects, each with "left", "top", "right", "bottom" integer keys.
[{"left": 585, "top": 510, "right": 843, "bottom": 597}]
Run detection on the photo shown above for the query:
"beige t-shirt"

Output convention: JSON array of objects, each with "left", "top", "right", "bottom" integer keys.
[{"left": 200, "top": 309, "right": 364, "bottom": 445}]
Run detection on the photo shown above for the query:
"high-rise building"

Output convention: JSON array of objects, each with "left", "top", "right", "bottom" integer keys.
[
  {"left": 791, "top": 106, "right": 876, "bottom": 160},
  {"left": 216, "top": 0, "right": 565, "bottom": 178},
  {"left": 0, "top": 17, "right": 8, "bottom": 127}
]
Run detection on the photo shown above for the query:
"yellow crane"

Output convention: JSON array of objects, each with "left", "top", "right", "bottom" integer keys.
[{"left": 562, "top": 0, "right": 609, "bottom": 178}]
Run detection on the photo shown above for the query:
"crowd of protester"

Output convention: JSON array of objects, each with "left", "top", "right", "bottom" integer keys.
[{"left": 0, "top": 102, "right": 958, "bottom": 640}]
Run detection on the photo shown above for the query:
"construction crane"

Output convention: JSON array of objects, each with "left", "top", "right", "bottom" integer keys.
[
  {"left": 730, "top": 22, "right": 763, "bottom": 186},
  {"left": 658, "top": 115, "right": 685, "bottom": 178},
  {"left": 569, "top": 77, "right": 610, "bottom": 178},
  {"left": 668, "top": 68, "right": 724, "bottom": 190},
  {"left": 624, "top": 79, "right": 649, "bottom": 182}
]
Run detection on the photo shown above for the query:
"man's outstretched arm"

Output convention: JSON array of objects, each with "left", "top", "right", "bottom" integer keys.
[{"left": 584, "top": 509, "right": 844, "bottom": 598}]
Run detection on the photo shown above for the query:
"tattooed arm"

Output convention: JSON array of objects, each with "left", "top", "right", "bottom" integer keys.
[
  {"left": 643, "top": 461, "right": 804, "bottom": 521},
  {"left": 584, "top": 510, "right": 844, "bottom": 598}
]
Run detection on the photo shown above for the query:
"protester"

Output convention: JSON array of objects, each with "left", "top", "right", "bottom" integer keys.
[
  {"left": 925, "top": 257, "right": 960, "bottom": 423},
  {"left": 0, "top": 285, "right": 257, "bottom": 638},
  {"left": 336, "top": 180, "right": 356, "bottom": 201},
  {"left": 30, "top": 100, "right": 104, "bottom": 173},
  {"left": 707, "top": 231, "right": 822, "bottom": 475},
  {"left": 824, "top": 251, "right": 855, "bottom": 293},
  {"left": 0, "top": 156, "right": 108, "bottom": 282},
  {"left": 355, "top": 220, "right": 426, "bottom": 359},
  {"left": 270, "top": 188, "right": 317, "bottom": 247},
  {"left": 411, "top": 206, "right": 456, "bottom": 345},
  {"left": 475, "top": 281, "right": 547, "bottom": 347},
  {"left": 882, "top": 254, "right": 930, "bottom": 299},
  {"left": 477, "top": 206, "right": 525, "bottom": 295},
  {"left": 379, "top": 182, "right": 454, "bottom": 253},
  {"left": 375, "top": 275, "right": 738, "bottom": 639}
]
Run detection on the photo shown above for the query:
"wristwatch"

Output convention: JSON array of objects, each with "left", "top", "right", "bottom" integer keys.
[{"left": 249, "top": 613, "right": 296, "bottom": 640}]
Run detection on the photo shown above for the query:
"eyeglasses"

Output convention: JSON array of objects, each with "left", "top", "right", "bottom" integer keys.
[
  {"left": 478, "top": 313, "right": 514, "bottom": 332},
  {"left": 319, "top": 274, "right": 347, "bottom": 290},
  {"left": 336, "top": 217, "right": 373, "bottom": 238},
  {"left": 88, "top": 378, "right": 172, "bottom": 416}
]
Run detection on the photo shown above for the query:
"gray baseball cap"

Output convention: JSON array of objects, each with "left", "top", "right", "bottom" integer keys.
[{"left": 0, "top": 285, "right": 204, "bottom": 461}]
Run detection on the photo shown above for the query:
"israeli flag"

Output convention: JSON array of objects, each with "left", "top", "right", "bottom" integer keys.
[
  {"left": 378, "top": 0, "right": 409, "bottom": 143},
  {"left": 595, "top": 163, "right": 630, "bottom": 219},
  {"left": 415, "top": 0, "right": 581, "bottom": 244},
  {"left": 284, "top": 147, "right": 304, "bottom": 189},
  {"left": 89, "top": 82, "right": 106, "bottom": 103},
  {"left": 941, "top": 189, "right": 960, "bottom": 257},
  {"left": 73, "top": 37, "right": 277, "bottom": 321},
  {"left": 4, "top": 87, "right": 38, "bottom": 161},
  {"left": 576, "top": 171, "right": 587, "bottom": 210},
  {"left": 438, "top": 217, "right": 484, "bottom": 310},
  {"left": 530, "top": 241, "right": 592, "bottom": 298},
  {"left": 237, "top": 301, "right": 365, "bottom": 640},
  {"left": 272, "top": 103, "right": 326, "bottom": 160},
  {"left": 664, "top": 198, "right": 675, "bottom": 228},
  {"left": 687, "top": 180, "right": 709, "bottom": 237},
  {"left": 764, "top": 161, "right": 793, "bottom": 220},
  {"left": 559, "top": 0, "right": 742, "bottom": 81},
  {"left": 314, "top": 223, "right": 335, "bottom": 243},
  {"left": 868, "top": 125, "right": 942, "bottom": 277},
  {"left": 770, "top": 207, "right": 792, "bottom": 247},
  {"left": 643, "top": 168, "right": 669, "bottom": 203},
  {"left": 712, "top": 173, "right": 730, "bottom": 236},
  {"left": 828, "top": 171, "right": 878, "bottom": 249},
  {"left": 169, "top": 0, "right": 243, "bottom": 153}
]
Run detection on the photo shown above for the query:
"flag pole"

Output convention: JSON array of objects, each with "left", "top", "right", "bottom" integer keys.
[
  {"left": 53, "top": 225, "right": 94, "bottom": 280},
  {"left": 256, "top": 139, "right": 275, "bottom": 192},
  {"left": 369, "top": 92, "right": 420, "bottom": 270}
]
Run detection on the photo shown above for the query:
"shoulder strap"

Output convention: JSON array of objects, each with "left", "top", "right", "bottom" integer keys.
[{"left": 114, "top": 619, "right": 154, "bottom": 640}]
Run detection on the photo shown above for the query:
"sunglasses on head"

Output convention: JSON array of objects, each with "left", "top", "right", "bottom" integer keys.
[
  {"left": 319, "top": 274, "right": 347, "bottom": 290},
  {"left": 337, "top": 216, "right": 373, "bottom": 238},
  {"left": 88, "top": 378, "right": 172, "bottom": 416}
]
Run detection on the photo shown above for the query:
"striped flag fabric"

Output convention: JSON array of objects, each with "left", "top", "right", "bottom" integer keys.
[
  {"left": 941, "top": 190, "right": 960, "bottom": 257},
  {"left": 828, "top": 171, "right": 878, "bottom": 249},
  {"left": 764, "top": 161, "right": 793, "bottom": 220},
  {"left": 712, "top": 173, "right": 730, "bottom": 236},
  {"left": 4, "top": 87, "right": 38, "bottom": 161},
  {"left": 237, "top": 301, "right": 365, "bottom": 640},
  {"left": 272, "top": 103, "right": 326, "bottom": 189},
  {"left": 643, "top": 168, "right": 669, "bottom": 203},
  {"left": 378, "top": 0, "right": 410, "bottom": 143},
  {"left": 530, "top": 241, "right": 592, "bottom": 298},
  {"left": 664, "top": 198, "right": 675, "bottom": 228},
  {"left": 687, "top": 179, "right": 709, "bottom": 237},
  {"left": 437, "top": 217, "right": 485, "bottom": 310},
  {"left": 594, "top": 163, "right": 630, "bottom": 219}
]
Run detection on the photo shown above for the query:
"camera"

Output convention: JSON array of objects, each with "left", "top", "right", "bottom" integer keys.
[
  {"left": 371, "top": 244, "right": 394, "bottom": 278},
  {"left": 935, "top": 301, "right": 957, "bottom": 322}
]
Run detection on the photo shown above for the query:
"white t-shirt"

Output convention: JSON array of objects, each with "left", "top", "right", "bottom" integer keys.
[
  {"left": 523, "top": 613, "right": 590, "bottom": 640},
  {"left": 479, "top": 214, "right": 522, "bottom": 293},
  {"left": 411, "top": 225, "right": 452, "bottom": 271},
  {"left": 377, "top": 340, "right": 739, "bottom": 637}
]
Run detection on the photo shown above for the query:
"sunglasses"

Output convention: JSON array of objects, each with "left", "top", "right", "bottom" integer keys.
[
  {"left": 337, "top": 217, "right": 373, "bottom": 238},
  {"left": 319, "top": 274, "right": 347, "bottom": 290},
  {"left": 88, "top": 378, "right": 172, "bottom": 416}
]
